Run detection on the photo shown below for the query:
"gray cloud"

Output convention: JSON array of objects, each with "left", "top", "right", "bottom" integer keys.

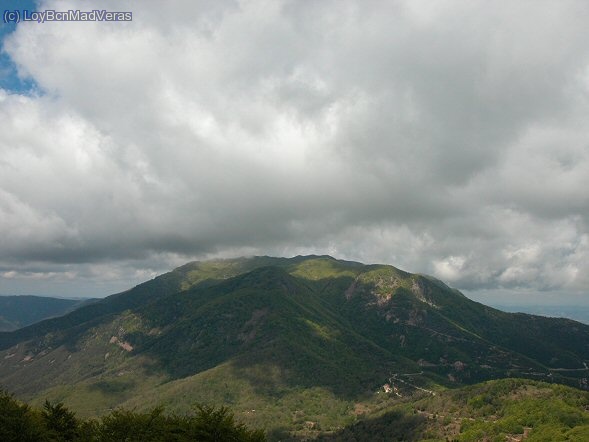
[{"left": 0, "top": 0, "right": 588, "bottom": 301}]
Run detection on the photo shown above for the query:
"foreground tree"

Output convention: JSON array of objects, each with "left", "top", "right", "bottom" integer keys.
[
  {"left": 0, "top": 390, "right": 45, "bottom": 442},
  {"left": 42, "top": 400, "right": 80, "bottom": 441},
  {"left": 183, "top": 405, "right": 266, "bottom": 442},
  {"left": 0, "top": 391, "right": 266, "bottom": 442}
]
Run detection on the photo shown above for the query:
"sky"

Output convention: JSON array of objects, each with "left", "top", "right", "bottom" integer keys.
[{"left": 0, "top": 1, "right": 588, "bottom": 305}]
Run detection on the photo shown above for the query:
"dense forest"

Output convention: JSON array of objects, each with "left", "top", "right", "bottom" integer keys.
[
  {"left": 4, "top": 258, "right": 589, "bottom": 440},
  {"left": 5, "top": 379, "right": 589, "bottom": 441},
  {"left": 0, "top": 390, "right": 265, "bottom": 442}
]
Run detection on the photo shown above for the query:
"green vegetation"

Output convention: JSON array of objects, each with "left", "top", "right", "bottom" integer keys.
[
  {"left": 2, "top": 255, "right": 589, "bottom": 439},
  {"left": 314, "top": 379, "right": 589, "bottom": 441},
  {"left": 0, "top": 389, "right": 265, "bottom": 441},
  {"left": 429, "top": 379, "right": 589, "bottom": 441}
]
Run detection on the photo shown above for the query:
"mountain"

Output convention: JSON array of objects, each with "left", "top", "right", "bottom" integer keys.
[
  {"left": 1, "top": 255, "right": 589, "bottom": 439},
  {"left": 492, "top": 304, "right": 589, "bottom": 325},
  {"left": 0, "top": 295, "right": 93, "bottom": 332}
]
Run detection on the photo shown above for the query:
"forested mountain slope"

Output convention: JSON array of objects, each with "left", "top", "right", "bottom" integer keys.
[{"left": 1, "top": 256, "right": 588, "bottom": 438}]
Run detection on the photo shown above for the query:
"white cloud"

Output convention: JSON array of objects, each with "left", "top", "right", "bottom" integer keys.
[
  {"left": 433, "top": 256, "right": 466, "bottom": 282},
  {"left": 0, "top": 0, "right": 588, "bottom": 301}
]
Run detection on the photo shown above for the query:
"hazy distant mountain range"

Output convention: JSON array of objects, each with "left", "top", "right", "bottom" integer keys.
[
  {"left": 0, "top": 295, "right": 94, "bottom": 332},
  {"left": 492, "top": 304, "right": 589, "bottom": 325},
  {"left": 1, "top": 256, "right": 589, "bottom": 440}
]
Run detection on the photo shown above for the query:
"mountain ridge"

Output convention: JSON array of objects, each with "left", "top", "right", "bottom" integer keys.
[
  {"left": 0, "top": 295, "right": 93, "bottom": 332},
  {"left": 1, "top": 255, "right": 588, "bottom": 438}
]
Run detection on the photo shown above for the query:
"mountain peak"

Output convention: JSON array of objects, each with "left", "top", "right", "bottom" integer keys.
[
  {"left": 2, "top": 255, "right": 589, "bottom": 437},
  {"left": 224, "top": 265, "right": 303, "bottom": 295}
]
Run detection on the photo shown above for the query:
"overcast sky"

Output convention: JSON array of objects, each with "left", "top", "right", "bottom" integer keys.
[{"left": 0, "top": 0, "right": 588, "bottom": 304}]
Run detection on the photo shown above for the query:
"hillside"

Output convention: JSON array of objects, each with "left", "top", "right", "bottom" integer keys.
[
  {"left": 1, "top": 256, "right": 588, "bottom": 439},
  {"left": 0, "top": 296, "right": 92, "bottom": 332},
  {"left": 315, "top": 378, "right": 589, "bottom": 441}
]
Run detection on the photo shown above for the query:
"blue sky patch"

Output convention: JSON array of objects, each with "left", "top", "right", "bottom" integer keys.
[{"left": 0, "top": 0, "right": 39, "bottom": 93}]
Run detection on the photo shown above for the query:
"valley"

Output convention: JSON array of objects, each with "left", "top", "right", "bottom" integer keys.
[{"left": 0, "top": 295, "right": 92, "bottom": 332}]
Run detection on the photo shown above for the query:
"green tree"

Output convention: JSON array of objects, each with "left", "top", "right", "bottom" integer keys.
[
  {"left": 0, "top": 391, "right": 266, "bottom": 442},
  {"left": 185, "top": 404, "right": 266, "bottom": 442},
  {"left": 42, "top": 400, "right": 80, "bottom": 441},
  {"left": 0, "top": 390, "right": 46, "bottom": 442},
  {"left": 95, "top": 407, "right": 170, "bottom": 441}
]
